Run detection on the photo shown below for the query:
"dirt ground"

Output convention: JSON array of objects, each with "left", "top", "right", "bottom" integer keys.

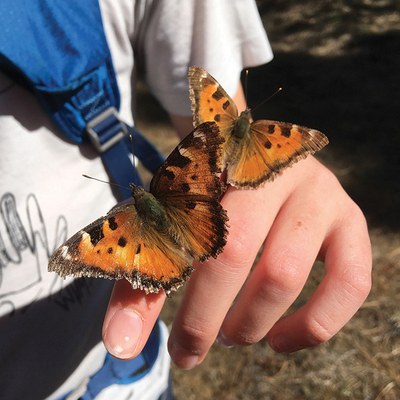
[{"left": 136, "top": 1, "right": 400, "bottom": 399}]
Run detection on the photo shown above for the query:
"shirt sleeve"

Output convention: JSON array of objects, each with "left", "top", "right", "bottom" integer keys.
[{"left": 139, "top": 0, "right": 273, "bottom": 116}]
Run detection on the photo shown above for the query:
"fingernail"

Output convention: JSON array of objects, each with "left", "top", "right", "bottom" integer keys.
[
  {"left": 169, "top": 342, "right": 199, "bottom": 370},
  {"left": 103, "top": 308, "right": 143, "bottom": 359},
  {"left": 216, "top": 331, "right": 235, "bottom": 348}
]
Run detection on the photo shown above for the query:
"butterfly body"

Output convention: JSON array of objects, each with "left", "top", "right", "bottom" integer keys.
[
  {"left": 188, "top": 66, "right": 329, "bottom": 189},
  {"left": 49, "top": 122, "right": 228, "bottom": 295},
  {"left": 232, "top": 109, "right": 252, "bottom": 139},
  {"left": 131, "top": 185, "right": 170, "bottom": 231}
]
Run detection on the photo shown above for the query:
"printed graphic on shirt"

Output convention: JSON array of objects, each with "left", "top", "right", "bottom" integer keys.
[{"left": 0, "top": 192, "right": 93, "bottom": 316}]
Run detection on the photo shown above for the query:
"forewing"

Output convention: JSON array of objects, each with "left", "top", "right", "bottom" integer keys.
[
  {"left": 151, "top": 122, "right": 225, "bottom": 198},
  {"left": 150, "top": 122, "right": 228, "bottom": 261},
  {"left": 188, "top": 66, "right": 238, "bottom": 137}
]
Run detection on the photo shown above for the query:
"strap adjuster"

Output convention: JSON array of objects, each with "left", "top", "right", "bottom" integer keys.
[{"left": 86, "top": 107, "right": 129, "bottom": 153}]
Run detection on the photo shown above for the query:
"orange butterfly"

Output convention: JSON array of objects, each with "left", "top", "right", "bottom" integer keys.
[
  {"left": 48, "top": 122, "right": 228, "bottom": 295},
  {"left": 188, "top": 66, "right": 329, "bottom": 189}
]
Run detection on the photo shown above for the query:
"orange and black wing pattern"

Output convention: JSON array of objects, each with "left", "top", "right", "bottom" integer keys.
[
  {"left": 151, "top": 122, "right": 228, "bottom": 262},
  {"left": 48, "top": 204, "right": 194, "bottom": 295},
  {"left": 188, "top": 66, "right": 238, "bottom": 137},
  {"left": 227, "top": 120, "right": 329, "bottom": 188}
]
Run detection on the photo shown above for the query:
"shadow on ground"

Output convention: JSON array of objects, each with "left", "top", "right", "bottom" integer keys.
[{"left": 246, "top": 30, "right": 400, "bottom": 231}]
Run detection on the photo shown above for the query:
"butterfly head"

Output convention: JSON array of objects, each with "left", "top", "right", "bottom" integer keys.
[{"left": 130, "top": 183, "right": 146, "bottom": 199}]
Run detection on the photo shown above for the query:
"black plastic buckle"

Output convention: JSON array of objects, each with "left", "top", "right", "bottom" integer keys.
[{"left": 86, "top": 107, "right": 129, "bottom": 153}]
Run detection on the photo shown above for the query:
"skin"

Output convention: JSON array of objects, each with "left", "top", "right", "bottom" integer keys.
[{"left": 102, "top": 82, "right": 372, "bottom": 368}]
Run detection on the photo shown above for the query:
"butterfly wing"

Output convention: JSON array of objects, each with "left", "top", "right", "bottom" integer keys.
[
  {"left": 150, "top": 122, "right": 228, "bottom": 261},
  {"left": 227, "top": 119, "right": 329, "bottom": 188},
  {"left": 189, "top": 66, "right": 329, "bottom": 189},
  {"left": 49, "top": 123, "right": 228, "bottom": 295},
  {"left": 48, "top": 203, "right": 194, "bottom": 295},
  {"left": 188, "top": 66, "right": 238, "bottom": 138}
]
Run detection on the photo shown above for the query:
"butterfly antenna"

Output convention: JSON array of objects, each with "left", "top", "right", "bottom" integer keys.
[
  {"left": 82, "top": 174, "right": 130, "bottom": 191},
  {"left": 251, "top": 87, "right": 283, "bottom": 114}
]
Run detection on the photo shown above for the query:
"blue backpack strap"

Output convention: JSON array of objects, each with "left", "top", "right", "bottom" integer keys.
[{"left": 0, "top": 0, "right": 164, "bottom": 200}]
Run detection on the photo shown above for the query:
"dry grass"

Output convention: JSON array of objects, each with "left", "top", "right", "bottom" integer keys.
[{"left": 136, "top": 1, "right": 400, "bottom": 398}]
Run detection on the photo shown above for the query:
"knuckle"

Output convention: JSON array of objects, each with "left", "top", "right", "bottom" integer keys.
[
  {"left": 339, "top": 263, "right": 372, "bottom": 302},
  {"left": 259, "top": 251, "right": 304, "bottom": 297},
  {"left": 305, "top": 317, "right": 335, "bottom": 345}
]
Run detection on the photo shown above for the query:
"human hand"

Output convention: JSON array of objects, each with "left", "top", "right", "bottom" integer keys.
[{"left": 102, "top": 156, "right": 372, "bottom": 368}]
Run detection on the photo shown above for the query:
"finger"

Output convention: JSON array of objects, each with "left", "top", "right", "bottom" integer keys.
[
  {"left": 219, "top": 183, "right": 330, "bottom": 346},
  {"left": 267, "top": 202, "right": 372, "bottom": 352},
  {"left": 102, "top": 280, "right": 166, "bottom": 359},
  {"left": 168, "top": 178, "right": 292, "bottom": 369}
]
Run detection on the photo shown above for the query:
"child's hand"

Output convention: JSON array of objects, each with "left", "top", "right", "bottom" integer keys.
[
  {"left": 102, "top": 156, "right": 371, "bottom": 368},
  {"left": 167, "top": 156, "right": 371, "bottom": 368}
]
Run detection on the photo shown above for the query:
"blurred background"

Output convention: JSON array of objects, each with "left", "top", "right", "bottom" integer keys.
[{"left": 136, "top": 1, "right": 400, "bottom": 399}]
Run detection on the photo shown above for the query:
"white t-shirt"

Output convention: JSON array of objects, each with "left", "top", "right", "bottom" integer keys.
[{"left": 0, "top": 0, "right": 273, "bottom": 398}]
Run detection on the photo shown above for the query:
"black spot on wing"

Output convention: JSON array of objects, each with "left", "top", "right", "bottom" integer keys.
[
  {"left": 281, "top": 126, "right": 292, "bottom": 138},
  {"left": 86, "top": 224, "right": 104, "bottom": 246},
  {"left": 186, "top": 201, "right": 196, "bottom": 210},
  {"left": 268, "top": 125, "right": 275, "bottom": 134},
  {"left": 214, "top": 114, "right": 221, "bottom": 122},
  {"left": 222, "top": 100, "right": 230, "bottom": 110},
  {"left": 118, "top": 237, "right": 127, "bottom": 247},
  {"left": 264, "top": 140, "right": 272, "bottom": 149},
  {"left": 163, "top": 169, "right": 175, "bottom": 180},
  {"left": 136, "top": 243, "right": 141, "bottom": 254},
  {"left": 108, "top": 217, "right": 118, "bottom": 230},
  {"left": 167, "top": 150, "right": 191, "bottom": 168},
  {"left": 181, "top": 183, "right": 190, "bottom": 193},
  {"left": 212, "top": 89, "right": 224, "bottom": 101}
]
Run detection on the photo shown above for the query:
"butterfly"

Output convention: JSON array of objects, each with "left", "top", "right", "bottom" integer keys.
[
  {"left": 48, "top": 122, "right": 228, "bottom": 295},
  {"left": 188, "top": 66, "right": 329, "bottom": 189}
]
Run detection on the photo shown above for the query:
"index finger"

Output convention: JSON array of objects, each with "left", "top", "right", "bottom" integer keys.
[{"left": 102, "top": 280, "right": 166, "bottom": 359}]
